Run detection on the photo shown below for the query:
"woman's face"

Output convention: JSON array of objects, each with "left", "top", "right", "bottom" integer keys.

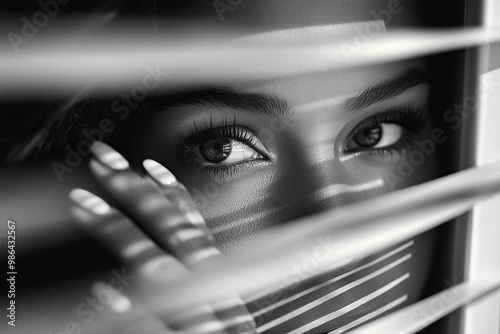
[
  {"left": 121, "top": 1, "right": 439, "bottom": 332},
  {"left": 126, "top": 60, "right": 439, "bottom": 332},
  {"left": 130, "top": 61, "right": 438, "bottom": 253}
]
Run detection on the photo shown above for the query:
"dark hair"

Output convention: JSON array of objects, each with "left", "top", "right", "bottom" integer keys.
[{"left": 1, "top": 97, "right": 104, "bottom": 164}]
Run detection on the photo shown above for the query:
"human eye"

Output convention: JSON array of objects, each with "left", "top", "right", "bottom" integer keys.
[
  {"left": 176, "top": 120, "right": 269, "bottom": 177},
  {"left": 343, "top": 107, "right": 426, "bottom": 157}
]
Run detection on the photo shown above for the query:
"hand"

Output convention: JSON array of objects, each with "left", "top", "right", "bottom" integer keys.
[{"left": 69, "top": 142, "right": 256, "bottom": 334}]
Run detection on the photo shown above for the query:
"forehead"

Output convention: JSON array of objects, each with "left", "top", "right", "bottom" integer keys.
[
  {"left": 167, "top": 0, "right": 421, "bottom": 32},
  {"left": 155, "top": 1, "right": 428, "bottom": 121},
  {"left": 226, "top": 60, "right": 426, "bottom": 108}
]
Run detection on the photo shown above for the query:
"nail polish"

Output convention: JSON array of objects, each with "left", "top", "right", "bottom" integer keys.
[
  {"left": 143, "top": 159, "right": 177, "bottom": 186},
  {"left": 91, "top": 141, "right": 129, "bottom": 170},
  {"left": 69, "top": 188, "right": 111, "bottom": 215}
]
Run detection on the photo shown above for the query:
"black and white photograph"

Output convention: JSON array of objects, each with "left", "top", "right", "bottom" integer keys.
[{"left": 1, "top": 1, "right": 500, "bottom": 333}]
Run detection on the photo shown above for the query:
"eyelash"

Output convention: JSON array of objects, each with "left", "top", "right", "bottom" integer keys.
[
  {"left": 176, "top": 117, "right": 265, "bottom": 178},
  {"left": 177, "top": 107, "right": 425, "bottom": 177},
  {"left": 344, "top": 107, "right": 426, "bottom": 157}
]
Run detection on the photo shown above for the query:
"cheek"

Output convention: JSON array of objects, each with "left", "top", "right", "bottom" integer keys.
[
  {"left": 181, "top": 171, "right": 281, "bottom": 256},
  {"left": 338, "top": 151, "right": 440, "bottom": 193},
  {"left": 182, "top": 152, "right": 439, "bottom": 257},
  {"left": 337, "top": 120, "right": 442, "bottom": 191}
]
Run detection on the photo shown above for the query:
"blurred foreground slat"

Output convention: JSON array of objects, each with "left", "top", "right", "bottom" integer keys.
[{"left": 1, "top": 27, "right": 500, "bottom": 99}]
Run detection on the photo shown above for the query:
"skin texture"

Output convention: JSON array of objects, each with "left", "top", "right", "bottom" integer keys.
[
  {"left": 120, "top": 60, "right": 439, "bottom": 332},
  {"left": 125, "top": 0, "right": 434, "bottom": 253},
  {"left": 77, "top": 0, "right": 443, "bottom": 332},
  {"left": 71, "top": 147, "right": 258, "bottom": 334},
  {"left": 129, "top": 62, "right": 438, "bottom": 253}
]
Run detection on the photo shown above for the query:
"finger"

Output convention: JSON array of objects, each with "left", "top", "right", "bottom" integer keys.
[
  {"left": 143, "top": 159, "right": 207, "bottom": 229},
  {"left": 70, "top": 189, "right": 234, "bottom": 333},
  {"left": 91, "top": 281, "right": 175, "bottom": 334},
  {"left": 211, "top": 297, "right": 258, "bottom": 334},
  {"left": 141, "top": 163, "right": 258, "bottom": 334},
  {"left": 89, "top": 142, "right": 220, "bottom": 268},
  {"left": 89, "top": 142, "right": 256, "bottom": 333},
  {"left": 166, "top": 305, "right": 227, "bottom": 334},
  {"left": 166, "top": 299, "right": 256, "bottom": 334},
  {"left": 70, "top": 188, "right": 188, "bottom": 282},
  {"left": 70, "top": 187, "right": 232, "bottom": 333}
]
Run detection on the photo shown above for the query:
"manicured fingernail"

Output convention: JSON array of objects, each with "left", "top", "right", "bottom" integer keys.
[
  {"left": 70, "top": 188, "right": 111, "bottom": 215},
  {"left": 143, "top": 159, "right": 177, "bottom": 186},
  {"left": 91, "top": 282, "right": 131, "bottom": 313},
  {"left": 91, "top": 141, "right": 129, "bottom": 170}
]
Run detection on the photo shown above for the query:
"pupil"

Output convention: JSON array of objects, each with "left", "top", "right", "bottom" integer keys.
[
  {"left": 200, "top": 138, "right": 232, "bottom": 162},
  {"left": 354, "top": 125, "right": 382, "bottom": 147}
]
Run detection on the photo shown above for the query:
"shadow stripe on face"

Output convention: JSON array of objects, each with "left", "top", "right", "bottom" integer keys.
[
  {"left": 284, "top": 273, "right": 410, "bottom": 334},
  {"left": 312, "top": 179, "right": 385, "bottom": 202},
  {"left": 246, "top": 240, "right": 414, "bottom": 311},
  {"left": 243, "top": 258, "right": 353, "bottom": 304},
  {"left": 327, "top": 295, "right": 408, "bottom": 334},
  {"left": 255, "top": 254, "right": 411, "bottom": 333}
]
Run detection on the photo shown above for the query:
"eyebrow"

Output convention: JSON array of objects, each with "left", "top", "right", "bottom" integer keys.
[
  {"left": 158, "top": 87, "right": 291, "bottom": 118},
  {"left": 154, "top": 68, "right": 427, "bottom": 118},
  {"left": 345, "top": 68, "right": 429, "bottom": 111}
]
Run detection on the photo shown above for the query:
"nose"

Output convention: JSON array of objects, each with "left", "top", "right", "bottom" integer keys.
[{"left": 267, "top": 146, "right": 385, "bottom": 224}]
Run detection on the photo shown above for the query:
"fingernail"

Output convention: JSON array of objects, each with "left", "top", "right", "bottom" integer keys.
[
  {"left": 143, "top": 159, "right": 177, "bottom": 186},
  {"left": 70, "top": 188, "right": 111, "bottom": 215},
  {"left": 91, "top": 282, "right": 131, "bottom": 313},
  {"left": 91, "top": 141, "right": 129, "bottom": 170}
]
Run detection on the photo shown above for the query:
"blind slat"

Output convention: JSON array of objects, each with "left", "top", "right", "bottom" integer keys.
[
  {"left": 349, "top": 272, "right": 500, "bottom": 334},
  {"left": 1, "top": 28, "right": 500, "bottom": 99},
  {"left": 141, "top": 161, "right": 500, "bottom": 315}
]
